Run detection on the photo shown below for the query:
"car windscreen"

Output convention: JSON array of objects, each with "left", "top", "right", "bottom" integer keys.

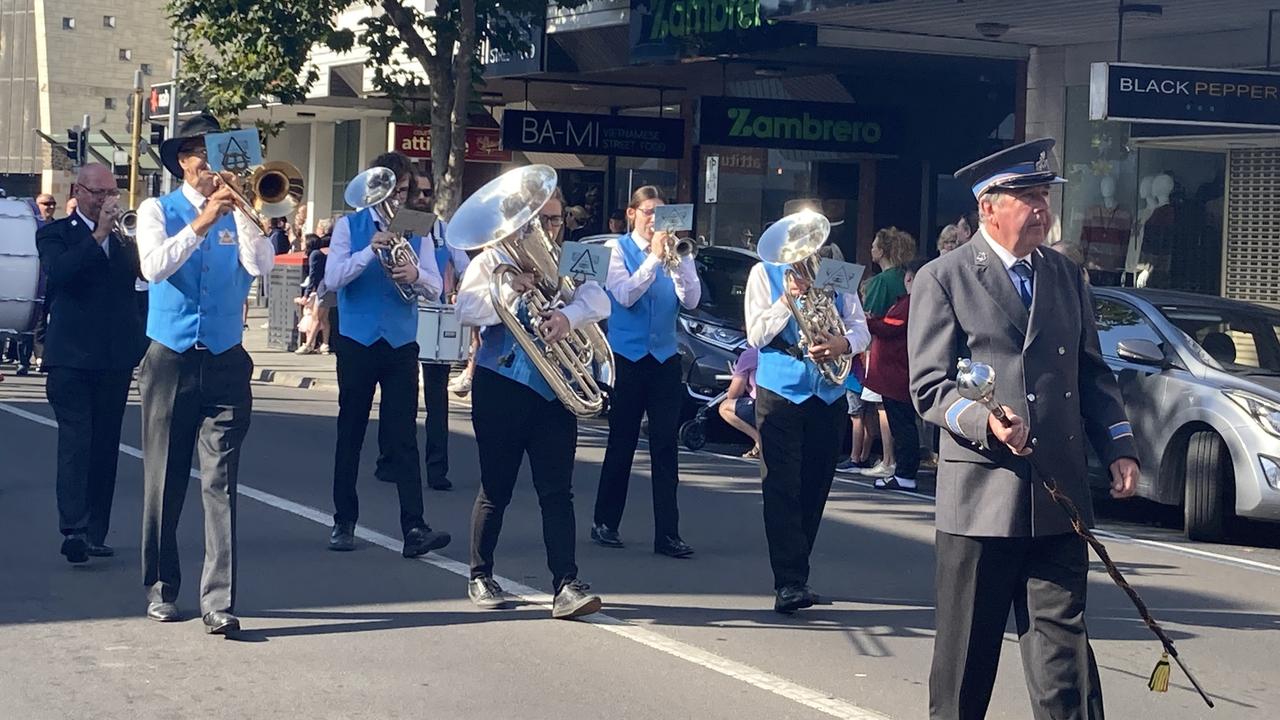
[
  {"left": 694, "top": 251, "right": 754, "bottom": 325},
  {"left": 1158, "top": 304, "right": 1280, "bottom": 375}
]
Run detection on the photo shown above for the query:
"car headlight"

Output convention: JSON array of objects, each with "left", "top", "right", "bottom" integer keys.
[
  {"left": 679, "top": 316, "right": 746, "bottom": 352},
  {"left": 1259, "top": 455, "right": 1280, "bottom": 491},
  {"left": 1223, "top": 389, "right": 1280, "bottom": 438}
]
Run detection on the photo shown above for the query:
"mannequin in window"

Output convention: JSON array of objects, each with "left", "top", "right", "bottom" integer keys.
[
  {"left": 1079, "top": 175, "right": 1130, "bottom": 286},
  {"left": 1125, "top": 175, "right": 1155, "bottom": 283},
  {"left": 1137, "top": 173, "right": 1175, "bottom": 288}
]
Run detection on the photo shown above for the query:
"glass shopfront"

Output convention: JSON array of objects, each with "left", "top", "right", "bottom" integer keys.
[{"left": 1061, "top": 85, "right": 1226, "bottom": 294}]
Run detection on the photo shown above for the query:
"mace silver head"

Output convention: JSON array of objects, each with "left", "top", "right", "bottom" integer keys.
[{"left": 956, "top": 358, "right": 998, "bottom": 407}]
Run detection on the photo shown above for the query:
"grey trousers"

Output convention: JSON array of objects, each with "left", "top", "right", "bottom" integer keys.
[
  {"left": 139, "top": 342, "right": 252, "bottom": 615},
  {"left": 929, "top": 531, "right": 1104, "bottom": 720}
]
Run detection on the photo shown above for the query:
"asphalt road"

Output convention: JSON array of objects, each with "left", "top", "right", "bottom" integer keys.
[{"left": 1, "top": 373, "right": 1276, "bottom": 720}]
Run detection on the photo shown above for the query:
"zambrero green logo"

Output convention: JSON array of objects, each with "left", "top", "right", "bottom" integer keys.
[
  {"left": 726, "top": 106, "right": 883, "bottom": 145},
  {"left": 647, "top": 0, "right": 762, "bottom": 41}
]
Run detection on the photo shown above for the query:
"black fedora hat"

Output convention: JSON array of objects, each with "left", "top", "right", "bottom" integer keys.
[{"left": 160, "top": 113, "right": 223, "bottom": 178}]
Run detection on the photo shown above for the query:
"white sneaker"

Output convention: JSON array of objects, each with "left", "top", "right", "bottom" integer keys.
[
  {"left": 859, "top": 461, "right": 896, "bottom": 479},
  {"left": 448, "top": 374, "right": 473, "bottom": 396}
]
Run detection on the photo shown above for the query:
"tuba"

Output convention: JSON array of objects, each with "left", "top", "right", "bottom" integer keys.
[
  {"left": 447, "top": 165, "right": 614, "bottom": 418},
  {"left": 344, "top": 167, "right": 421, "bottom": 304},
  {"left": 756, "top": 209, "right": 852, "bottom": 386}
]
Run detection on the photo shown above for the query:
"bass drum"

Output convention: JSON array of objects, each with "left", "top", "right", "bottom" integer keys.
[{"left": 0, "top": 198, "right": 41, "bottom": 333}]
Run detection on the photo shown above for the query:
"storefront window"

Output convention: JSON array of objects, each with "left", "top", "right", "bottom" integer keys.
[
  {"left": 1061, "top": 87, "right": 1225, "bottom": 295},
  {"left": 331, "top": 120, "right": 361, "bottom": 212}
]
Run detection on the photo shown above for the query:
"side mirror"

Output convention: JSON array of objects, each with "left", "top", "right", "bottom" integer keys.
[{"left": 1116, "top": 338, "right": 1164, "bottom": 365}]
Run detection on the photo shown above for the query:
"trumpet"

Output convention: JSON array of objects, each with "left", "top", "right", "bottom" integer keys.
[
  {"left": 113, "top": 210, "right": 138, "bottom": 239},
  {"left": 213, "top": 160, "right": 305, "bottom": 229},
  {"left": 343, "top": 167, "right": 421, "bottom": 304},
  {"left": 756, "top": 209, "right": 852, "bottom": 386},
  {"left": 448, "top": 165, "right": 615, "bottom": 417},
  {"left": 660, "top": 233, "right": 697, "bottom": 274}
]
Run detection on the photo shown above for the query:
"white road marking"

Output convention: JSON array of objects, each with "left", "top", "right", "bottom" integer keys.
[{"left": 0, "top": 401, "right": 891, "bottom": 720}]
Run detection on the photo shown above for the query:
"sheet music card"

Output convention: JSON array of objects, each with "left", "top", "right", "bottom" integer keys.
[
  {"left": 815, "top": 259, "right": 865, "bottom": 294},
  {"left": 653, "top": 204, "right": 694, "bottom": 233},
  {"left": 389, "top": 209, "right": 437, "bottom": 238},
  {"left": 559, "top": 242, "right": 611, "bottom": 284},
  {"left": 204, "top": 130, "right": 263, "bottom": 173}
]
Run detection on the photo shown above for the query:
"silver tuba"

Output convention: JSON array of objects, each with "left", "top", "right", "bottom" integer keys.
[
  {"left": 344, "top": 167, "right": 421, "bottom": 304},
  {"left": 756, "top": 209, "right": 852, "bottom": 386},
  {"left": 447, "top": 165, "right": 614, "bottom": 418}
]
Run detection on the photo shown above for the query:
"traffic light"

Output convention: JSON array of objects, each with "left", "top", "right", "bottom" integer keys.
[
  {"left": 149, "top": 123, "right": 165, "bottom": 147},
  {"left": 65, "top": 128, "right": 86, "bottom": 165}
]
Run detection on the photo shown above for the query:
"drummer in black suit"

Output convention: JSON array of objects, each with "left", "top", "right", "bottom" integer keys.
[{"left": 36, "top": 163, "right": 147, "bottom": 563}]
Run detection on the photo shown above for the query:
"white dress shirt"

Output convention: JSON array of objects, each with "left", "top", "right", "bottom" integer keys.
[
  {"left": 73, "top": 209, "right": 108, "bottom": 257},
  {"left": 428, "top": 218, "right": 470, "bottom": 290},
  {"left": 135, "top": 182, "right": 275, "bottom": 283},
  {"left": 604, "top": 233, "right": 701, "bottom": 309},
  {"left": 324, "top": 209, "right": 442, "bottom": 302},
  {"left": 980, "top": 227, "right": 1041, "bottom": 292},
  {"left": 455, "top": 247, "right": 609, "bottom": 331},
  {"left": 744, "top": 262, "right": 871, "bottom": 356}
]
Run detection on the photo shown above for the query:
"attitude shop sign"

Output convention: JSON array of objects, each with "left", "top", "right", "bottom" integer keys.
[{"left": 1090, "top": 62, "right": 1280, "bottom": 130}]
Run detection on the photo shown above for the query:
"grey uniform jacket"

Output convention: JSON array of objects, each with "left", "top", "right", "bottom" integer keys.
[{"left": 908, "top": 231, "right": 1139, "bottom": 538}]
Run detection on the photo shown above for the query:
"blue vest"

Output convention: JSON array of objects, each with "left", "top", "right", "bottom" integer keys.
[
  {"left": 337, "top": 208, "right": 422, "bottom": 348},
  {"left": 756, "top": 263, "right": 845, "bottom": 405},
  {"left": 474, "top": 308, "right": 557, "bottom": 402},
  {"left": 607, "top": 233, "right": 680, "bottom": 362},
  {"left": 148, "top": 190, "right": 252, "bottom": 354}
]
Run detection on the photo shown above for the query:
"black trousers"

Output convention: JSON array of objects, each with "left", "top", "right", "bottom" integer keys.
[
  {"left": 882, "top": 397, "right": 921, "bottom": 480},
  {"left": 46, "top": 366, "right": 132, "bottom": 543},
  {"left": 930, "top": 531, "right": 1103, "bottom": 720},
  {"left": 420, "top": 362, "right": 451, "bottom": 488},
  {"left": 593, "top": 354, "right": 683, "bottom": 541},
  {"left": 139, "top": 342, "right": 252, "bottom": 615},
  {"left": 332, "top": 334, "right": 424, "bottom": 536},
  {"left": 470, "top": 368, "right": 578, "bottom": 590},
  {"left": 757, "top": 387, "right": 845, "bottom": 590}
]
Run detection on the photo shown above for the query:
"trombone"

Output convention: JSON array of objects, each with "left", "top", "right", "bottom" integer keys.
[
  {"left": 212, "top": 161, "right": 305, "bottom": 228},
  {"left": 448, "top": 165, "right": 615, "bottom": 417}
]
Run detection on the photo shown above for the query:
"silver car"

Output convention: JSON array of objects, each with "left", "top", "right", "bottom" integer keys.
[{"left": 1091, "top": 288, "right": 1280, "bottom": 541}]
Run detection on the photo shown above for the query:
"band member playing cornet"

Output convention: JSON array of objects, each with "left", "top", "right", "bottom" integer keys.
[
  {"left": 745, "top": 211, "right": 869, "bottom": 614},
  {"left": 454, "top": 185, "right": 608, "bottom": 620},
  {"left": 135, "top": 114, "right": 276, "bottom": 634},
  {"left": 37, "top": 163, "right": 147, "bottom": 564},
  {"left": 324, "top": 151, "right": 451, "bottom": 558}
]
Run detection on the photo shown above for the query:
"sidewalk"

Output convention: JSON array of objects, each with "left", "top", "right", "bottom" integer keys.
[{"left": 243, "top": 307, "right": 341, "bottom": 391}]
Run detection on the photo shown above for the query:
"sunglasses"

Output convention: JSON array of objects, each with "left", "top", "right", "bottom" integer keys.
[{"left": 38, "top": 201, "right": 56, "bottom": 207}]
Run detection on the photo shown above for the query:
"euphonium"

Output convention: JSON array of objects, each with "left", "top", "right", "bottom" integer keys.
[
  {"left": 756, "top": 209, "right": 852, "bottom": 386},
  {"left": 447, "top": 165, "right": 614, "bottom": 418},
  {"left": 344, "top": 167, "right": 421, "bottom": 304}
]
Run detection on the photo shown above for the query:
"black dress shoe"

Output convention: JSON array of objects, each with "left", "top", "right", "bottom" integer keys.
[
  {"left": 552, "top": 579, "right": 602, "bottom": 620},
  {"left": 202, "top": 611, "right": 240, "bottom": 635},
  {"left": 802, "top": 586, "right": 822, "bottom": 606},
  {"left": 329, "top": 522, "right": 356, "bottom": 551},
  {"left": 468, "top": 576, "right": 512, "bottom": 610},
  {"left": 87, "top": 543, "right": 114, "bottom": 558},
  {"left": 60, "top": 534, "right": 88, "bottom": 564},
  {"left": 402, "top": 526, "right": 451, "bottom": 558},
  {"left": 774, "top": 585, "right": 814, "bottom": 614},
  {"left": 654, "top": 536, "right": 695, "bottom": 558},
  {"left": 146, "top": 602, "right": 180, "bottom": 622},
  {"left": 428, "top": 478, "right": 453, "bottom": 491},
  {"left": 590, "top": 523, "right": 624, "bottom": 548}
]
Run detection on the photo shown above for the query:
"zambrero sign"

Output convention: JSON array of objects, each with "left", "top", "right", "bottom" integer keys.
[{"left": 699, "top": 97, "right": 895, "bottom": 154}]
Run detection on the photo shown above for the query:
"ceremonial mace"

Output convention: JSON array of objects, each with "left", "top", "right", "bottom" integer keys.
[{"left": 955, "top": 359, "right": 1215, "bottom": 709}]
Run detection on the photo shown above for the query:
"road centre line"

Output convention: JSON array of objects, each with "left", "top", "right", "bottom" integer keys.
[{"left": 0, "top": 401, "right": 891, "bottom": 720}]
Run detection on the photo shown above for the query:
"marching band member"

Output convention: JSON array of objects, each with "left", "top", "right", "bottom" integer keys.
[
  {"left": 591, "top": 186, "right": 700, "bottom": 557},
  {"left": 745, "top": 219, "right": 869, "bottom": 614},
  {"left": 324, "top": 152, "right": 450, "bottom": 557},
  {"left": 455, "top": 187, "right": 607, "bottom": 620},
  {"left": 37, "top": 163, "right": 146, "bottom": 564},
  {"left": 414, "top": 172, "right": 468, "bottom": 492},
  {"left": 136, "top": 114, "right": 275, "bottom": 634}
]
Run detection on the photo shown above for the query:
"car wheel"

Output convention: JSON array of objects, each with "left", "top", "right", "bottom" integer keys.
[
  {"left": 679, "top": 419, "right": 706, "bottom": 451},
  {"left": 1184, "top": 430, "right": 1231, "bottom": 542}
]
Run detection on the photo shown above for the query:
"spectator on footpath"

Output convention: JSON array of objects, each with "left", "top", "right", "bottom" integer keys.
[
  {"left": 719, "top": 346, "right": 761, "bottom": 458},
  {"left": 268, "top": 217, "right": 290, "bottom": 256},
  {"left": 858, "top": 227, "right": 917, "bottom": 480},
  {"left": 836, "top": 356, "right": 877, "bottom": 473},
  {"left": 294, "top": 233, "right": 332, "bottom": 354},
  {"left": 863, "top": 258, "right": 926, "bottom": 491}
]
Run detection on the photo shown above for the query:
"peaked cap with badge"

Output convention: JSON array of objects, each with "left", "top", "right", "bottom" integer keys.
[{"left": 953, "top": 137, "right": 1067, "bottom": 200}]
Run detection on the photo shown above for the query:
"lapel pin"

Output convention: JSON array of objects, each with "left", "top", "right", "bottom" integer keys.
[{"left": 975, "top": 251, "right": 987, "bottom": 263}]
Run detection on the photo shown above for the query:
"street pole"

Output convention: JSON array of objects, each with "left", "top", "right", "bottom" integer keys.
[
  {"left": 81, "top": 113, "right": 91, "bottom": 167},
  {"left": 129, "top": 69, "right": 144, "bottom": 208},
  {"left": 162, "top": 42, "right": 182, "bottom": 194}
]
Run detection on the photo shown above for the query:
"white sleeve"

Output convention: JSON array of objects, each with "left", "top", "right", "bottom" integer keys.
[
  {"left": 604, "top": 239, "right": 661, "bottom": 307},
  {"left": 745, "top": 263, "right": 794, "bottom": 348},
  {"left": 135, "top": 197, "right": 204, "bottom": 283},
  {"left": 233, "top": 210, "right": 275, "bottom": 278},
  {"left": 841, "top": 292, "right": 871, "bottom": 356},
  {"left": 558, "top": 280, "right": 611, "bottom": 329},
  {"left": 672, "top": 253, "right": 701, "bottom": 309},
  {"left": 324, "top": 216, "right": 377, "bottom": 291},
  {"left": 413, "top": 236, "right": 442, "bottom": 301},
  {"left": 455, "top": 250, "right": 505, "bottom": 328}
]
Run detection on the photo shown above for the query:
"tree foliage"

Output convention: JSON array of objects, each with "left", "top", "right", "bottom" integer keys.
[{"left": 166, "top": 0, "right": 558, "bottom": 216}]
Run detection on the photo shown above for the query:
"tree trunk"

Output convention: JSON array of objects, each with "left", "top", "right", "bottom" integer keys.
[{"left": 438, "top": 0, "right": 476, "bottom": 220}]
